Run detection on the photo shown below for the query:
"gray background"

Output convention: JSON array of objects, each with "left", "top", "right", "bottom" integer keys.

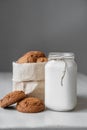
[{"left": 0, "top": 0, "right": 87, "bottom": 73}]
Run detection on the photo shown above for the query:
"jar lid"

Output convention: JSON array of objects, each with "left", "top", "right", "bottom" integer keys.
[{"left": 48, "top": 52, "right": 75, "bottom": 60}]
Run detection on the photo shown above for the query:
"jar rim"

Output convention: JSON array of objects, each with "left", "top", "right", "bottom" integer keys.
[{"left": 48, "top": 52, "right": 75, "bottom": 60}]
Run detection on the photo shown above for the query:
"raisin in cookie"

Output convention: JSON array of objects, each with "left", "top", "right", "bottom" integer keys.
[
  {"left": 37, "top": 57, "right": 48, "bottom": 62},
  {"left": 0, "top": 91, "right": 26, "bottom": 108},
  {"left": 16, "top": 97, "right": 45, "bottom": 113}
]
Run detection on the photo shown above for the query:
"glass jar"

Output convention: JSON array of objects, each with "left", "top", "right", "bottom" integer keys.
[{"left": 45, "top": 52, "right": 77, "bottom": 111}]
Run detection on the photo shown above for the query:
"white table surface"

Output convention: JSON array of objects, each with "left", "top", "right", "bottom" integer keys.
[{"left": 0, "top": 72, "right": 87, "bottom": 130}]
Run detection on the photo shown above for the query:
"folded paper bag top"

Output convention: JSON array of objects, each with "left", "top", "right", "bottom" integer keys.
[{"left": 12, "top": 62, "right": 46, "bottom": 82}]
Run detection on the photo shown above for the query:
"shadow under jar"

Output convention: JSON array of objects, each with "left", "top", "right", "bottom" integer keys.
[{"left": 45, "top": 52, "right": 77, "bottom": 111}]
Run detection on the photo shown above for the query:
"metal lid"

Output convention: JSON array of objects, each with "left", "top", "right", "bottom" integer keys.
[{"left": 48, "top": 52, "right": 75, "bottom": 60}]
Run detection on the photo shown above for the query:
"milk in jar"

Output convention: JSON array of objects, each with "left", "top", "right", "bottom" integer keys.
[{"left": 45, "top": 52, "right": 77, "bottom": 111}]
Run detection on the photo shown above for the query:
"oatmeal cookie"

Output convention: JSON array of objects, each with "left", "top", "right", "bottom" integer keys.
[
  {"left": 16, "top": 97, "right": 45, "bottom": 113},
  {"left": 0, "top": 91, "right": 26, "bottom": 108},
  {"left": 17, "top": 51, "right": 46, "bottom": 63}
]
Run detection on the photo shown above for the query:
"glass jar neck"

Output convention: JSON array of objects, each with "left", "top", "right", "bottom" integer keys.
[{"left": 48, "top": 52, "right": 75, "bottom": 60}]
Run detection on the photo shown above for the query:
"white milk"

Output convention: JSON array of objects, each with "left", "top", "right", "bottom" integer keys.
[{"left": 45, "top": 52, "right": 77, "bottom": 111}]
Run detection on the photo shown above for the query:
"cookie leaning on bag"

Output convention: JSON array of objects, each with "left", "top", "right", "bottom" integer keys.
[
  {"left": 0, "top": 91, "right": 26, "bottom": 108},
  {"left": 12, "top": 51, "right": 48, "bottom": 101}
]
